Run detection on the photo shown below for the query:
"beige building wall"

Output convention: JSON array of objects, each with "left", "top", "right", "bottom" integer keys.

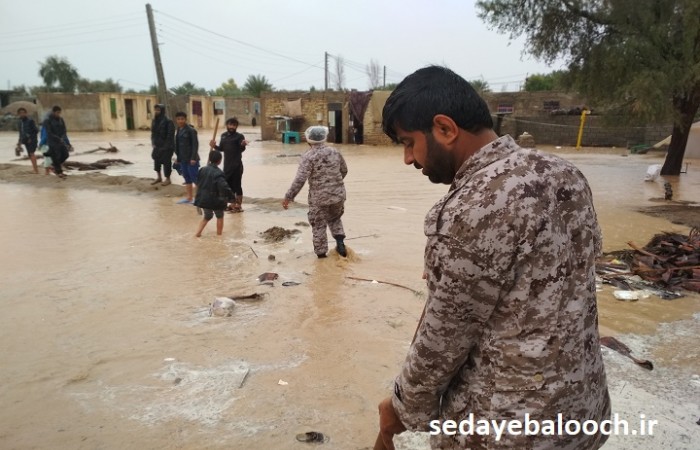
[{"left": 260, "top": 91, "right": 349, "bottom": 142}]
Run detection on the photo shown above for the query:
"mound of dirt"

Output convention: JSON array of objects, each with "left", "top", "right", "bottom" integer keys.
[{"left": 260, "top": 226, "right": 300, "bottom": 242}]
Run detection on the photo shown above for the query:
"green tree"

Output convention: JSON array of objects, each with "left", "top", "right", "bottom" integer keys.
[
  {"left": 77, "top": 77, "right": 123, "bottom": 93},
  {"left": 477, "top": 0, "right": 700, "bottom": 175},
  {"left": 242, "top": 75, "right": 273, "bottom": 97},
  {"left": 38, "top": 55, "right": 80, "bottom": 92},
  {"left": 171, "top": 81, "right": 208, "bottom": 95},
  {"left": 212, "top": 78, "right": 241, "bottom": 97},
  {"left": 469, "top": 79, "right": 491, "bottom": 95},
  {"left": 523, "top": 72, "right": 565, "bottom": 92}
]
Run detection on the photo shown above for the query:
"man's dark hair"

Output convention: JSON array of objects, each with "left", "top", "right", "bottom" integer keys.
[
  {"left": 209, "top": 150, "right": 222, "bottom": 164},
  {"left": 382, "top": 66, "right": 493, "bottom": 143},
  {"left": 175, "top": 111, "right": 187, "bottom": 118},
  {"left": 226, "top": 117, "right": 239, "bottom": 126},
  {"left": 17, "top": 107, "right": 27, "bottom": 113},
  {"left": 52, "top": 105, "right": 62, "bottom": 112}
]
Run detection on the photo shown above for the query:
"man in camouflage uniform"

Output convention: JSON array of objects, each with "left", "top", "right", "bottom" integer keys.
[
  {"left": 282, "top": 126, "right": 348, "bottom": 258},
  {"left": 376, "top": 66, "right": 610, "bottom": 450}
]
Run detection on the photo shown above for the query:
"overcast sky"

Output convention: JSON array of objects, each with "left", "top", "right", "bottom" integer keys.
[{"left": 0, "top": 0, "right": 564, "bottom": 93}]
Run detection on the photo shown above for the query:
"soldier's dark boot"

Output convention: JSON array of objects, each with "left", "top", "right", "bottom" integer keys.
[{"left": 334, "top": 235, "right": 347, "bottom": 257}]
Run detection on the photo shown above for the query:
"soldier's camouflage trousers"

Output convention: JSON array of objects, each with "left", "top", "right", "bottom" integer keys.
[{"left": 308, "top": 201, "right": 345, "bottom": 256}]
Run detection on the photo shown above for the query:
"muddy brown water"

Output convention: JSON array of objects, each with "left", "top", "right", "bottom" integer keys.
[{"left": 1, "top": 129, "right": 699, "bottom": 449}]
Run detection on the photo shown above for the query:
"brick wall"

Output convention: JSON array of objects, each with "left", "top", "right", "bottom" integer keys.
[
  {"left": 260, "top": 91, "right": 348, "bottom": 142},
  {"left": 224, "top": 97, "right": 260, "bottom": 126},
  {"left": 362, "top": 91, "right": 393, "bottom": 146}
]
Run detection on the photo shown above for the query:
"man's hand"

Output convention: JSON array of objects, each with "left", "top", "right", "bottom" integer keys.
[
  {"left": 190, "top": 159, "right": 197, "bottom": 165},
  {"left": 242, "top": 139, "right": 249, "bottom": 146},
  {"left": 209, "top": 139, "right": 216, "bottom": 149},
  {"left": 282, "top": 198, "right": 290, "bottom": 210},
  {"left": 378, "top": 397, "right": 406, "bottom": 450}
]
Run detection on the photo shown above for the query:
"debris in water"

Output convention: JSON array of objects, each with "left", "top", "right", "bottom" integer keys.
[
  {"left": 224, "top": 292, "right": 265, "bottom": 302},
  {"left": 597, "top": 228, "right": 700, "bottom": 295},
  {"left": 294, "top": 221, "right": 310, "bottom": 227},
  {"left": 600, "top": 336, "right": 653, "bottom": 370},
  {"left": 613, "top": 290, "right": 639, "bottom": 301},
  {"left": 278, "top": 379, "right": 288, "bottom": 386},
  {"left": 63, "top": 159, "right": 133, "bottom": 171},
  {"left": 296, "top": 431, "right": 328, "bottom": 443},
  {"left": 258, "top": 272, "right": 279, "bottom": 283},
  {"left": 260, "top": 226, "right": 301, "bottom": 242},
  {"left": 282, "top": 281, "right": 300, "bottom": 287},
  {"left": 209, "top": 297, "right": 236, "bottom": 317},
  {"left": 268, "top": 254, "right": 276, "bottom": 261}
]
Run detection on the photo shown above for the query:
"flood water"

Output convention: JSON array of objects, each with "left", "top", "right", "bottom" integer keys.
[{"left": 0, "top": 128, "right": 698, "bottom": 449}]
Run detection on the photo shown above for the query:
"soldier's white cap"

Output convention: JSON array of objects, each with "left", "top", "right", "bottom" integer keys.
[{"left": 305, "top": 126, "right": 329, "bottom": 144}]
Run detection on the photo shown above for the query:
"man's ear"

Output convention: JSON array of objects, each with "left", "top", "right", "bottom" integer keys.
[{"left": 431, "top": 114, "right": 459, "bottom": 146}]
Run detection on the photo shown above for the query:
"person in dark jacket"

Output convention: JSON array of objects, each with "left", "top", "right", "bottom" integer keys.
[
  {"left": 150, "top": 103, "right": 175, "bottom": 186},
  {"left": 194, "top": 151, "right": 233, "bottom": 237},
  {"left": 42, "top": 105, "right": 72, "bottom": 179},
  {"left": 209, "top": 117, "right": 248, "bottom": 212},
  {"left": 17, "top": 107, "right": 39, "bottom": 174},
  {"left": 174, "top": 111, "right": 200, "bottom": 203}
]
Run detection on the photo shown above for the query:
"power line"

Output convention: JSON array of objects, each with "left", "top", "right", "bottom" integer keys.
[
  {"left": 154, "top": 9, "right": 324, "bottom": 72},
  {"left": 0, "top": 12, "right": 143, "bottom": 38},
  {"left": 0, "top": 34, "right": 146, "bottom": 54}
]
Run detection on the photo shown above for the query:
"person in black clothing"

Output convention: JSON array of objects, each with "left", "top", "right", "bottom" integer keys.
[
  {"left": 174, "top": 111, "right": 200, "bottom": 203},
  {"left": 209, "top": 117, "right": 248, "bottom": 212},
  {"left": 43, "top": 106, "right": 72, "bottom": 179},
  {"left": 17, "top": 107, "right": 39, "bottom": 174},
  {"left": 194, "top": 151, "right": 234, "bottom": 237},
  {"left": 150, "top": 104, "right": 175, "bottom": 186}
]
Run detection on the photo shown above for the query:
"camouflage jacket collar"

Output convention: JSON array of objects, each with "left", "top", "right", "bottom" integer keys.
[{"left": 452, "top": 134, "right": 520, "bottom": 189}]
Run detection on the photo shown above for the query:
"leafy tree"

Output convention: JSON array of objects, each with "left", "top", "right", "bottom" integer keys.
[
  {"left": 469, "top": 79, "right": 492, "bottom": 95},
  {"left": 77, "top": 77, "right": 123, "bottom": 93},
  {"left": 171, "top": 81, "right": 208, "bottom": 95},
  {"left": 11, "top": 85, "right": 33, "bottom": 96},
  {"left": 366, "top": 59, "right": 382, "bottom": 89},
  {"left": 38, "top": 55, "right": 80, "bottom": 92},
  {"left": 242, "top": 74, "right": 273, "bottom": 97},
  {"left": 523, "top": 71, "right": 567, "bottom": 92},
  {"left": 477, "top": 0, "right": 700, "bottom": 175},
  {"left": 212, "top": 78, "right": 241, "bottom": 97}
]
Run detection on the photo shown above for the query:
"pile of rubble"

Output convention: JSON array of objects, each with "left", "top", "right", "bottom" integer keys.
[{"left": 597, "top": 228, "right": 700, "bottom": 298}]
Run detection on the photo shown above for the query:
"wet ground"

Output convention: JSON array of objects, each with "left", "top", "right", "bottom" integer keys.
[{"left": 0, "top": 128, "right": 698, "bottom": 449}]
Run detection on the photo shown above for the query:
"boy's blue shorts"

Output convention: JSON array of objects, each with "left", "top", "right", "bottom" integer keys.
[{"left": 182, "top": 162, "right": 199, "bottom": 184}]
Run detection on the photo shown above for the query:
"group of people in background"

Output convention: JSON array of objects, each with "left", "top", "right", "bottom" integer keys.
[
  {"left": 15, "top": 104, "right": 349, "bottom": 257},
  {"left": 17, "top": 105, "right": 71, "bottom": 178}
]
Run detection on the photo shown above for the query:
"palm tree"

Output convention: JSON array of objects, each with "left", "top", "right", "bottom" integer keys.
[
  {"left": 469, "top": 79, "right": 491, "bottom": 96},
  {"left": 243, "top": 75, "right": 273, "bottom": 97},
  {"left": 38, "top": 56, "right": 80, "bottom": 92}
]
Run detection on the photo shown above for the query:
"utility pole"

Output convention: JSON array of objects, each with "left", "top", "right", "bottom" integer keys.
[
  {"left": 383, "top": 65, "right": 386, "bottom": 88},
  {"left": 324, "top": 52, "right": 329, "bottom": 91},
  {"left": 146, "top": 3, "right": 168, "bottom": 106}
]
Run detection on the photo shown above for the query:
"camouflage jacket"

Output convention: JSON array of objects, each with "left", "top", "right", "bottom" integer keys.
[
  {"left": 285, "top": 143, "right": 347, "bottom": 206},
  {"left": 392, "top": 135, "right": 610, "bottom": 449}
]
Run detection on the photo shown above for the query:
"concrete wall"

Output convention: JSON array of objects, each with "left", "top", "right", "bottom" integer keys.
[
  {"left": 260, "top": 91, "right": 349, "bottom": 143},
  {"left": 36, "top": 93, "right": 102, "bottom": 131},
  {"left": 483, "top": 91, "right": 586, "bottom": 116},
  {"left": 362, "top": 90, "right": 392, "bottom": 146}
]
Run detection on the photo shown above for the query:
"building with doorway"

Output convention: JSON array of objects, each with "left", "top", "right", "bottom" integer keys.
[
  {"left": 35, "top": 92, "right": 157, "bottom": 131},
  {"left": 260, "top": 91, "right": 349, "bottom": 143}
]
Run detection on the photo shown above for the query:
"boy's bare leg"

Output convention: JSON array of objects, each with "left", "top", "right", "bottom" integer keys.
[
  {"left": 216, "top": 217, "right": 224, "bottom": 235},
  {"left": 185, "top": 184, "right": 193, "bottom": 201},
  {"left": 195, "top": 218, "right": 209, "bottom": 237},
  {"left": 30, "top": 154, "right": 38, "bottom": 174}
]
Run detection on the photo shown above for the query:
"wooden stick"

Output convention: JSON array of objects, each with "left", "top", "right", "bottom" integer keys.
[
  {"left": 599, "top": 265, "right": 700, "bottom": 277},
  {"left": 626, "top": 241, "right": 668, "bottom": 262},
  {"left": 212, "top": 117, "right": 220, "bottom": 142},
  {"left": 247, "top": 244, "right": 258, "bottom": 258},
  {"left": 345, "top": 234, "right": 379, "bottom": 241},
  {"left": 346, "top": 276, "right": 421, "bottom": 295}
]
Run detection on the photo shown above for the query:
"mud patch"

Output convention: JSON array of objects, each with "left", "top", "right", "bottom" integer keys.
[
  {"left": 260, "top": 226, "right": 300, "bottom": 242},
  {"left": 638, "top": 204, "right": 700, "bottom": 228}
]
